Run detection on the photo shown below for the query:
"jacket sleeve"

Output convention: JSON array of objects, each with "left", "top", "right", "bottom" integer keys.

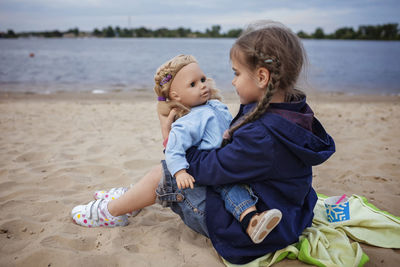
[
  {"left": 187, "top": 121, "right": 275, "bottom": 186},
  {"left": 165, "top": 110, "right": 214, "bottom": 176}
]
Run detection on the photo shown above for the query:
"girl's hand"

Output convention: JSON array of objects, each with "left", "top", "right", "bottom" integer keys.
[
  {"left": 223, "top": 129, "right": 231, "bottom": 140},
  {"left": 175, "top": 169, "right": 195, "bottom": 189},
  {"left": 158, "top": 108, "right": 177, "bottom": 140}
]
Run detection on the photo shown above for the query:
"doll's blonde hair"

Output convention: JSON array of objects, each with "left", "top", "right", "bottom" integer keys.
[{"left": 154, "top": 54, "right": 222, "bottom": 119}]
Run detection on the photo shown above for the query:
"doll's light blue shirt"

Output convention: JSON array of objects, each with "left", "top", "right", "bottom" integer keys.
[{"left": 165, "top": 99, "right": 232, "bottom": 176}]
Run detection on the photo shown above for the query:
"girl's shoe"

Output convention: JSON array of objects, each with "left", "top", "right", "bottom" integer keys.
[
  {"left": 247, "top": 209, "right": 282, "bottom": 244},
  {"left": 94, "top": 186, "right": 130, "bottom": 200},
  {"left": 94, "top": 185, "right": 141, "bottom": 217},
  {"left": 71, "top": 199, "right": 128, "bottom": 228}
]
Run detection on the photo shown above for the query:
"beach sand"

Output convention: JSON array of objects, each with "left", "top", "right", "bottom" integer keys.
[{"left": 0, "top": 91, "right": 399, "bottom": 267}]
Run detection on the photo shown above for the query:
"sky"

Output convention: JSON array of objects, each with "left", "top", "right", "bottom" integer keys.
[{"left": 1, "top": 0, "right": 399, "bottom": 34}]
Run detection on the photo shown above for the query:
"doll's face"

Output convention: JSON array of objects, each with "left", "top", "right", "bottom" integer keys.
[{"left": 169, "top": 63, "right": 210, "bottom": 108}]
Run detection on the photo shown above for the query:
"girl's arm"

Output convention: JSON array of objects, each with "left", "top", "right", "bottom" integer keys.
[
  {"left": 187, "top": 122, "right": 276, "bottom": 186},
  {"left": 158, "top": 108, "right": 177, "bottom": 141}
]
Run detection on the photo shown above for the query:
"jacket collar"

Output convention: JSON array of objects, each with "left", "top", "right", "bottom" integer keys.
[{"left": 241, "top": 95, "right": 307, "bottom": 115}]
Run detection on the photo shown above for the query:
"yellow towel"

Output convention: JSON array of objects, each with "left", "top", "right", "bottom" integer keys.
[{"left": 223, "top": 194, "right": 400, "bottom": 267}]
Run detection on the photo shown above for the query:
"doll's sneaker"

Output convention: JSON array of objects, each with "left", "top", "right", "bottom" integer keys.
[
  {"left": 71, "top": 199, "right": 128, "bottom": 228},
  {"left": 246, "top": 209, "right": 282, "bottom": 244}
]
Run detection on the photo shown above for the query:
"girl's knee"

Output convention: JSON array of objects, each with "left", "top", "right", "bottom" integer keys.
[{"left": 148, "top": 164, "right": 163, "bottom": 184}]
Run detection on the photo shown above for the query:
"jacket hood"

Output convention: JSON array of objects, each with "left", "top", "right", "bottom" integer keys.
[{"left": 243, "top": 97, "right": 335, "bottom": 166}]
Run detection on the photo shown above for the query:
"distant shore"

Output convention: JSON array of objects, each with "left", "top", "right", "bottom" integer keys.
[
  {"left": 2, "top": 22, "right": 399, "bottom": 40},
  {"left": 1, "top": 89, "right": 399, "bottom": 104}
]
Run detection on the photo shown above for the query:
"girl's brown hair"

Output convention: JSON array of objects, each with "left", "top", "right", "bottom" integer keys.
[
  {"left": 154, "top": 54, "right": 222, "bottom": 119},
  {"left": 223, "top": 20, "right": 306, "bottom": 145}
]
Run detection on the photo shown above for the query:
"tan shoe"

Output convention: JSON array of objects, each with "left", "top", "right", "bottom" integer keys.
[{"left": 246, "top": 209, "right": 282, "bottom": 244}]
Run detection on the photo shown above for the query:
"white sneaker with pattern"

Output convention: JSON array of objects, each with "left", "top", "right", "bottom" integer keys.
[
  {"left": 71, "top": 199, "right": 128, "bottom": 228},
  {"left": 93, "top": 185, "right": 141, "bottom": 217},
  {"left": 94, "top": 186, "right": 130, "bottom": 201}
]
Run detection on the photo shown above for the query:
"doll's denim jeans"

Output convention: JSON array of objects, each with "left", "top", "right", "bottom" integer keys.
[
  {"left": 156, "top": 160, "right": 209, "bottom": 237},
  {"left": 214, "top": 184, "right": 258, "bottom": 221}
]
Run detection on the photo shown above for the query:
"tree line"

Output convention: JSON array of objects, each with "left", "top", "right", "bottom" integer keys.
[
  {"left": 298, "top": 23, "right": 399, "bottom": 40},
  {"left": 1, "top": 23, "right": 399, "bottom": 40}
]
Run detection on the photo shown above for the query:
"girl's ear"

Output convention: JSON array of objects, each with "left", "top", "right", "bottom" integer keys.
[{"left": 256, "top": 67, "right": 270, "bottom": 88}]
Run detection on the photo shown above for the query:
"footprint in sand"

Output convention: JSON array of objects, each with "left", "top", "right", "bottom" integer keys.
[
  {"left": 31, "top": 164, "right": 58, "bottom": 174},
  {"left": 123, "top": 243, "right": 140, "bottom": 253},
  {"left": 123, "top": 159, "right": 156, "bottom": 170},
  {"left": 0, "top": 181, "right": 18, "bottom": 193},
  {"left": 0, "top": 168, "right": 9, "bottom": 178},
  {"left": 40, "top": 235, "right": 97, "bottom": 251},
  {"left": 0, "top": 219, "right": 44, "bottom": 253},
  {"left": 16, "top": 249, "right": 119, "bottom": 266},
  {"left": 15, "top": 151, "right": 52, "bottom": 163},
  {"left": 367, "top": 176, "right": 388, "bottom": 182},
  {"left": 87, "top": 144, "right": 104, "bottom": 154}
]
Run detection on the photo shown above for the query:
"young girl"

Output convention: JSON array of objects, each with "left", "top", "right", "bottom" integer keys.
[
  {"left": 72, "top": 54, "right": 282, "bottom": 244},
  {"left": 72, "top": 20, "right": 335, "bottom": 264}
]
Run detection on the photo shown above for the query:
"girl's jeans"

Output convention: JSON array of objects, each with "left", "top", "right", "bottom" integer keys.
[
  {"left": 156, "top": 160, "right": 209, "bottom": 237},
  {"left": 156, "top": 161, "right": 259, "bottom": 234}
]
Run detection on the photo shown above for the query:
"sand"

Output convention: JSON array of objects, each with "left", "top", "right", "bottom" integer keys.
[{"left": 0, "top": 91, "right": 399, "bottom": 267}]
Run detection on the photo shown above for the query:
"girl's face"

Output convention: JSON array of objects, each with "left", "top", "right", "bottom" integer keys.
[
  {"left": 169, "top": 63, "right": 210, "bottom": 108},
  {"left": 231, "top": 53, "right": 265, "bottom": 105}
]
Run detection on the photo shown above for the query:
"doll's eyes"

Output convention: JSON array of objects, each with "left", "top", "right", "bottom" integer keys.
[{"left": 190, "top": 77, "right": 206, "bottom": 87}]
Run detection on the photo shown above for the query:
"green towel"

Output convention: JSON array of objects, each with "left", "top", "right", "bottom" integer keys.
[{"left": 223, "top": 194, "right": 400, "bottom": 267}]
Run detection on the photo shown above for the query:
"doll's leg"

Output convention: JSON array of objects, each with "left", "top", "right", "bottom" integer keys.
[
  {"left": 216, "top": 184, "right": 258, "bottom": 221},
  {"left": 216, "top": 184, "right": 282, "bottom": 244},
  {"left": 107, "top": 164, "right": 162, "bottom": 216}
]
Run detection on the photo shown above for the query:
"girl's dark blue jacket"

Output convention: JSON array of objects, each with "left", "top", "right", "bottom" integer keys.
[{"left": 186, "top": 96, "right": 335, "bottom": 264}]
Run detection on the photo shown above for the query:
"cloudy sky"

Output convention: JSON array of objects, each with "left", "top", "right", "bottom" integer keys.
[{"left": 1, "top": 0, "right": 399, "bottom": 34}]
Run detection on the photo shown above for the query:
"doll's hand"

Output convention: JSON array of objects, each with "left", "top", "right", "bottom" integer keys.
[
  {"left": 175, "top": 169, "right": 195, "bottom": 189},
  {"left": 158, "top": 108, "right": 177, "bottom": 140}
]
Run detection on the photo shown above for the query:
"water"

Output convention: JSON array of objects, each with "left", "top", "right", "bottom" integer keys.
[
  {"left": 0, "top": 38, "right": 399, "bottom": 95},
  {"left": 303, "top": 40, "right": 400, "bottom": 95}
]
